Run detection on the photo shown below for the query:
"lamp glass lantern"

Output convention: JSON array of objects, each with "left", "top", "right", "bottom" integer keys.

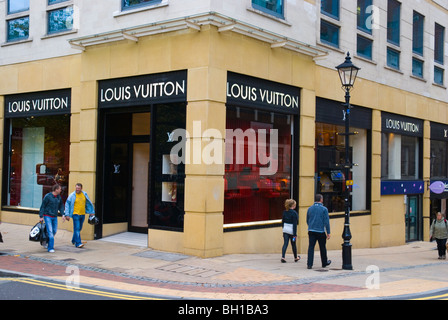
[{"left": 336, "top": 52, "right": 360, "bottom": 89}]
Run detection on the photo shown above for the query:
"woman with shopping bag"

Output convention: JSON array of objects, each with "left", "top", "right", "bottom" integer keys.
[{"left": 281, "top": 199, "right": 299, "bottom": 263}]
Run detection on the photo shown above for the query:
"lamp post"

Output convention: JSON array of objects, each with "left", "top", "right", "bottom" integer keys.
[{"left": 335, "top": 52, "right": 360, "bottom": 271}]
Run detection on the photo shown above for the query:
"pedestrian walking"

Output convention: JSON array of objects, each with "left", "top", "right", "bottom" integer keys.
[
  {"left": 306, "top": 194, "right": 331, "bottom": 269},
  {"left": 281, "top": 199, "right": 299, "bottom": 263},
  {"left": 39, "top": 184, "right": 64, "bottom": 253},
  {"left": 430, "top": 212, "right": 448, "bottom": 259},
  {"left": 63, "top": 183, "right": 95, "bottom": 248}
]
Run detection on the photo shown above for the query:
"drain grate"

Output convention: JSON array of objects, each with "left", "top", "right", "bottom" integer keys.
[{"left": 156, "top": 263, "right": 224, "bottom": 278}]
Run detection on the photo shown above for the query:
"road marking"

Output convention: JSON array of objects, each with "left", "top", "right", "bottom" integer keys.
[
  {"left": 412, "top": 292, "right": 448, "bottom": 300},
  {"left": 0, "top": 277, "right": 160, "bottom": 300}
]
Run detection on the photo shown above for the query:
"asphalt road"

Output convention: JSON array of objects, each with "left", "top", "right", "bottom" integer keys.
[{"left": 0, "top": 275, "right": 161, "bottom": 300}]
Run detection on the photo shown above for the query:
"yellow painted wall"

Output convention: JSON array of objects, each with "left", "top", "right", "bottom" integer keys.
[{"left": 0, "top": 23, "right": 445, "bottom": 257}]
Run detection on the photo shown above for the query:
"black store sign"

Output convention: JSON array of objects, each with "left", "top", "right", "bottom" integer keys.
[
  {"left": 382, "top": 112, "right": 423, "bottom": 137},
  {"left": 226, "top": 72, "right": 300, "bottom": 113},
  {"left": 5, "top": 89, "right": 71, "bottom": 118},
  {"left": 431, "top": 122, "right": 448, "bottom": 141},
  {"left": 98, "top": 70, "right": 187, "bottom": 108}
]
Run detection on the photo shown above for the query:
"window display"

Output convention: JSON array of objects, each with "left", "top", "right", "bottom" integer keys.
[
  {"left": 224, "top": 106, "right": 292, "bottom": 224},
  {"left": 7, "top": 115, "right": 70, "bottom": 208},
  {"left": 315, "top": 122, "right": 367, "bottom": 212}
]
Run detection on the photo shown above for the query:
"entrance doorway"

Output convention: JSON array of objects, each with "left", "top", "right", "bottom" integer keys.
[
  {"left": 100, "top": 111, "right": 151, "bottom": 234},
  {"left": 405, "top": 195, "right": 422, "bottom": 242}
]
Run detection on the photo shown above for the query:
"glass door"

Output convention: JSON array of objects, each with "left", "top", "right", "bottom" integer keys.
[{"left": 406, "top": 195, "right": 420, "bottom": 242}]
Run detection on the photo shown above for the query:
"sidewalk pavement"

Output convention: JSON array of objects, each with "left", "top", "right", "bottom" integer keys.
[{"left": 1, "top": 222, "right": 448, "bottom": 300}]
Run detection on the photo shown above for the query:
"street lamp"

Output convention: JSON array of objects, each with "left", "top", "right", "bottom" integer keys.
[{"left": 335, "top": 52, "right": 360, "bottom": 271}]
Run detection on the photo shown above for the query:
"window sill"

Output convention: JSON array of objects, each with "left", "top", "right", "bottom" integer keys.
[
  {"left": 41, "top": 29, "right": 78, "bottom": 40},
  {"left": 432, "top": 82, "right": 446, "bottom": 89},
  {"left": 1, "top": 38, "right": 33, "bottom": 47},
  {"left": 317, "top": 41, "right": 344, "bottom": 53},
  {"left": 246, "top": 6, "right": 291, "bottom": 26},
  {"left": 384, "top": 65, "right": 403, "bottom": 74},
  {"left": 113, "top": 1, "right": 169, "bottom": 17},
  {"left": 410, "top": 74, "right": 427, "bottom": 83}
]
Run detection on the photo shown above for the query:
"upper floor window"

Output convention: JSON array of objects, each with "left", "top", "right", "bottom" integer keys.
[
  {"left": 357, "top": 0, "right": 373, "bottom": 34},
  {"left": 435, "top": 23, "right": 445, "bottom": 65},
  {"left": 8, "top": 0, "right": 29, "bottom": 14},
  {"left": 252, "top": 0, "right": 284, "bottom": 19},
  {"left": 48, "top": 0, "right": 68, "bottom": 4},
  {"left": 387, "top": 0, "right": 400, "bottom": 46},
  {"left": 321, "top": 0, "right": 339, "bottom": 20},
  {"left": 320, "top": 19, "right": 340, "bottom": 48},
  {"left": 122, "top": 0, "right": 162, "bottom": 10},
  {"left": 7, "top": 16, "right": 29, "bottom": 42},
  {"left": 48, "top": 6, "right": 73, "bottom": 34},
  {"left": 412, "top": 11, "right": 424, "bottom": 56}
]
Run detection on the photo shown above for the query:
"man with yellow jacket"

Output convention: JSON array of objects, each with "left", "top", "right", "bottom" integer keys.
[{"left": 63, "top": 183, "right": 95, "bottom": 248}]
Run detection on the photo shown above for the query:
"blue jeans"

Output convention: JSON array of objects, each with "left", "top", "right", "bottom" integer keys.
[
  {"left": 72, "top": 214, "right": 85, "bottom": 247},
  {"left": 43, "top": 215, "right": 58, "bottom": 252}
]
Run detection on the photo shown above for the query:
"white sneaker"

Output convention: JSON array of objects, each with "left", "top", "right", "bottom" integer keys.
[{"left": 48, "top": 249, "right": 55, "bottom": 253}]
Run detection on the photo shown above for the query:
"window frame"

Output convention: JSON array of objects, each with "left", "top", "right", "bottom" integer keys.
[
  {"left": 387, "top": 0, "right": 401, "bottom": 46},
  {"left": 121, "top": 0, "right": 163, "bottom": 11},
  {"left": 47, "top": 5, "right": 74, "bottom": 35},
  {"left": 6, "top": 16, "right": 30, "bottom": 42},
  {"left": 7, "top": 0, "right": 29, "bottom": 15},
  {"left": 251, "top": 0, "right": 285, "bottom": 19},
  {"left": 412, "top": 10, "right": 424, "bottom": 56}
]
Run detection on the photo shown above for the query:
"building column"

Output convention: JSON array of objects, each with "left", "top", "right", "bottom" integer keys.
[
  {"left": 423, "top": 120, "right": 431, "bottom": 240},
  {"left": 298, "top": 88, "right": 316, "bottom": 253},
  {"left": 370, "top": 110, "right": 382, "bottom": 247},
  {"left": 183, "top": 67, "right": 226, "bottom": 257}
]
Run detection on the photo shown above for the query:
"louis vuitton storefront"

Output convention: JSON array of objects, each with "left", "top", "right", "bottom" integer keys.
[{"left": 95, "top": 70, "right": 187, "bottom": 238}]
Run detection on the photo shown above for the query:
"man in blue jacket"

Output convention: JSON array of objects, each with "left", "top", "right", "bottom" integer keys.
[
  {"left": 306, "top": 194, "right": 331, "bottom": 269},
  {"left": 63, "top": 183, "right": 95, "bottom": 248}
]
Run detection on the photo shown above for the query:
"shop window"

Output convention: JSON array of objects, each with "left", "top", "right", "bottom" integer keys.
[
  {"left": 224, "top": 106, "right": 292, "bottom": 224},
  {"left": 7, "top": 115, "right": 70, "bottom": 208},
  {"left": 8, "top": 0, "right": 29, "bottom": 14},
  {"left": 7, "top": 16, "right": 29, "bottom": 42},
  {"left": 47, "top": 6, "right": 73, "bottom": 34},
  {"left": 381, "top": 133, "right": 420, "bottom": 180},
  {"left": 122, "top": 0, "right": 162, "bottom": 10},
  {"left": 252, "top": 0, "right": 284, "bottom": 19},
  {"left": 150, "top": 103, "right": 186, "bottom": 230},
  {"left": 315, "top": 123, "right": 367, "bottom": 212},
  {"left": 431, "top": 140, "right": 448, "bottom": 179}
]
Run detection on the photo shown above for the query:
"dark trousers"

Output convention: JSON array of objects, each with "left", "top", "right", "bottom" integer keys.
[
  {"left": 436, "top": 238, "right": 447, "bottom": 257},
  {"left": 307, "top": 231, "right": 328, "bottom": 267},
  {"left": 282, "top": 233, "right": 297, "bottom": 259}
]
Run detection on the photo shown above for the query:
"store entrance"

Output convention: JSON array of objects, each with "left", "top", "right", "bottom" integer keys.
[
  {"left": 101, "top": 111, "right": 151, "bottom": 234},
  {"left": 405, "top": 195, "right": 422, "bottom": 242}
]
